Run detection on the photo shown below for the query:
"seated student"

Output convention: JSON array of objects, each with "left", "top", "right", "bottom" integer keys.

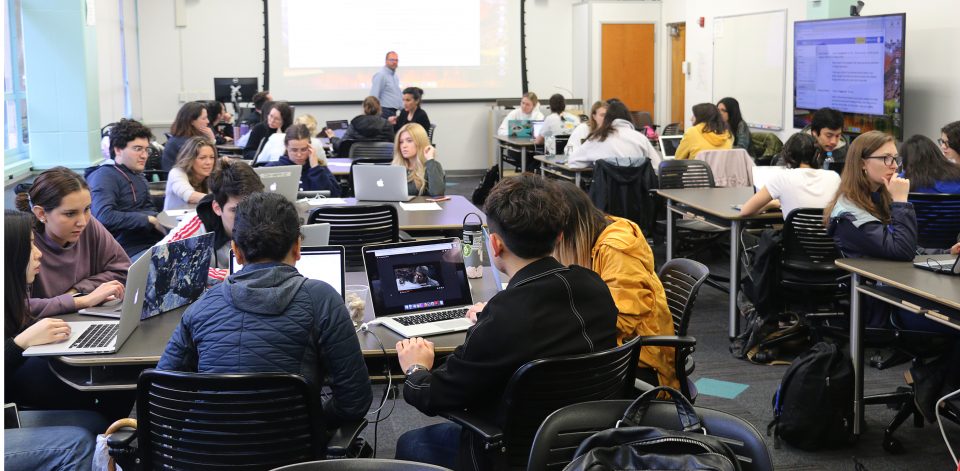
[
  {"left": 14, "top": 168, "right": 128, "bottom": 318},
  {"left": 564, "top": 100, "right": 607, "bottom": 154},
  {"left": 535, "top": 93, "right": 579, "bottom": 155},
  {"left": 717, "top": 97, "right": 751, "bottom": 153},
  {"left": 243, "top": 101, "right": 293, "bottom": 160},
  {"left": 257, "top": 113, "right": 327, "bottom": 164},
  {"left": 393, "top": 123, "right": 445, "bottom": 197},
  {"left": 552, "top": 180, "right": 677, "bottom": 389},
  {"left": 160, "top": 159, "right": 264, "bottom": 281},
  {"left": 824, "top": 130, "right": 960, "bottom": 422},
  {"left": 4, "top": 210, "right": 103, "bottom": 471},
  {"left": 567, "top": 99, "right": 660, "bottom": 169},
  {"left": 246, "top": 90, "right": 272, "bottom": 128},
  {"left": 157, "top": 192, "right": 372, "bottom": 424},
  {"left": 204, "top": 100, "right": 233, "bottom": 145},
  {"left": 740, "top": 133, "right": 841, "bottom": 219},
  {"left": 163, "top": 137, "right": 219, "bottom": 210},
  {"left": 675, "top": 103, "right": 733, "bottom": 160},
  {"left": 941, "top": 120, "right": 960, "bottom": 164},
  {"left": 900, "top": 134, "right": 960, "bottom": 194},
  {"left": 266, "top": 124, "right": 341, "bottom": 196},
  {"left": 161, "top": 101, "right": 216, "bottom": 171},
  {"left": 497, "top": 92, "right": 545, "bottom": 136},
  {"left": 86, "top": 118, "right": 166, "bottom": 260},
  {"left": 324, "top": 96, "right": 395, "bottom": 155},
  {"left": 805, "top": 107, "right": 847, "bottom": 167},
  {"left": 395, "top": 87, "right": 431, "bottom": 133},
  {"left": 394, "top": 175, "right": 618, "bottom": 469}
]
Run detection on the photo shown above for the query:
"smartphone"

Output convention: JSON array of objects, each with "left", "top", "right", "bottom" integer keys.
[{"left": 426, "top": 196, "right": 451, "bottom": 203}]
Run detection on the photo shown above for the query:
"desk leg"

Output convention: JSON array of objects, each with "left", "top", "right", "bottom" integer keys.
[
  {"left": 520, "top": 146, "right": 527, "bottom": 173},
  {"left": 850, "top": 272, "right": 864, "bottom": 436},
  {"left": 728, "top": 220, "right": 740, "bottom": 339},
  {"left": 666, "top": 200, "right": 674, "bottom": 262},
  {"left": 575, "top": 173, "right": 581, "bottom": 187}
]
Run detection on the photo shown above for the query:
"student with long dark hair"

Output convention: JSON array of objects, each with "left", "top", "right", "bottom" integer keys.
[
  {"left": 717, "top": 97, "right": 751, "bottom": 152},
  {"left": 4, "top": 210, "right": 101, "bottom": 471},
  {"left": 164, "top": 137, "right": 219, "bottom": 210},
  {"left": 267, "top": 124, "right": 340, "bottom": 195},
  {"left": 900, "top": 134, "right": 960, "bottom": 194},
  {"left": 15, "top": 167, "right": 128, "bottom": 318},
  {"left": 395, "top": 86, "right": 431, "bottom": 133},
  {"left": 536, "top": 94, "right": 579, "bottom": 155},
  {"left": 161, "top": 101, "right": 216, "bottom": 170},
  {"left": 941, "top": 120, "right": 960, "bottom": 164},
  {"left": 243, "top": 101, "right": 294, "bottom": 160},
  {"left": 675, "top": 103, "right": 733, "bottom": 160},
  {"left": 567, "top": 99, "right": 659, "bottom": 168}
]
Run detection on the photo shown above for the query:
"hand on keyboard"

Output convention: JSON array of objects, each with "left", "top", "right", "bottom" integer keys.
[{"left": 465, "top": 302, "right": 487, "bottom": 324}]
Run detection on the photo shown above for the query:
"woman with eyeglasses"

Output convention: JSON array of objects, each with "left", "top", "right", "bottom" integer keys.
[
  {"left": 266, "top": 124, "right": 340, "bottom": 196},
  {"left": 899, "top": 134, "right": 960, "bottom": 194},
  {"left": 940, "top": 120, "right": 960, "bottom": 164}
]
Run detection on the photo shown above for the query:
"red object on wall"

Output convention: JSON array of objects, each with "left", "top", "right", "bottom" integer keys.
[{"left": 699, "top": 17, "right": 705, "bottom": 28}]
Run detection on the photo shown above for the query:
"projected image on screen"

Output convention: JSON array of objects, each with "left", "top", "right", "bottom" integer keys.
[
  {"left": 268, "top": 0, "right": 522, "bottom": 101},
  {"left": 394, "top": 264, "right": 443, "bottom": 294},
  {"left": 793, "top": 14, "right": 905, "bottom": 140}
]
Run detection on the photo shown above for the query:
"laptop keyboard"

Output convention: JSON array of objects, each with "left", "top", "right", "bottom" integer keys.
[
  {"left": 70, "top": 324, "right": 119, "bottom": 349},
  {"left": 395, "top": 308, "right": 469, "bottom": 326}
]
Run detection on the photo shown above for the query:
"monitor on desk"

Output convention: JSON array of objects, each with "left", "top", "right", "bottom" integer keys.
[
  {"left": 326, "top": 120, "right": 349, "bottom": 140},
  {"left": 214, "top": 77, "right": 258, "bottom": 104}
]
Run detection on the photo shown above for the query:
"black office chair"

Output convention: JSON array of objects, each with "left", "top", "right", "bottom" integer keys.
[
  {"left": 347, "top": 158, "right": 392, "bottom": 197},
  {"left": 657, "top": 258, "right": 709, "bottom": 387},
  {"left": 661, "top": 122, "right": 681, "bottom": 136},
  {"left": 630, "top": 111, "right": 656, "bottom": 131},
  {"left": 588, "top": 158, "right": 658, "bottom": 234},
  {"left": 440, "top": 337, "right": 643, "bottom": 469},
  {"left": 143, "top": 141, "right": 168, "bottom": 182},
  {"left": 909, "top": 193, "right": 960, "bottom": 250},
  {"left": 657, "top": 160, "right": 727, "bottom": 261},
  {"left": 107, "top": 370, "right": 367, "bottom": 470},
  {"left": 427, "top": 124, "right": 437, "bottom": 144},
  {"left": 306, "top": 204, "right": 400, "bottom": 267},
  {"left": 780, "top": 208, "right": 850, "bottom": 313},
  {"left": 527, "top": 399, "right": 772, "bottom": 471},
  {"left": 348, "top": 142, "right": 394, "bottom": 161},
  {"left": 271, "top": 459, "right": 451, "bottom": 471}
]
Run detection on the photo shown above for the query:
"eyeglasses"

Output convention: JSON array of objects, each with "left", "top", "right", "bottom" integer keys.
[
  {"left": 865, "top": 154, "right": 902, "bottom": 167},
  {"left": 128, "top": 145, "right": 148, "bottom": 154},
  {"left": 938, "top": 138, "right": 949, "bottom": 147}
]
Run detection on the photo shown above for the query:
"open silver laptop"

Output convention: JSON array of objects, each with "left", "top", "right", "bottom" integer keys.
[
  {"left": 353, "top": 165, "right": 414, "bottom": 202},
  {"left": 254, "top": 165, "right": 302, "bottom": 202},
  {"left": 231, "top": 245, "right": 346, "bottom": 297},
  {"left": 362, "top": 238, "right": 474, "bottom": 337},
  {"left": 658, "top": 135, "right": 683, "bottom": 159},
  {"left": 914, "top": 256, "right": 960, "bottom": 276},
  {"left": 24, "top": 247, "right": 152, "bottom": 356}
]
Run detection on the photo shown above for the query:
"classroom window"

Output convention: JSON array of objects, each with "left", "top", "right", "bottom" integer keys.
[{"left": 4, "top": 0, "right": 30, "bottom": 174}]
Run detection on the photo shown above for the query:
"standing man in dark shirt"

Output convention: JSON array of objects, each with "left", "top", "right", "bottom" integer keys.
[
  {"left": 370, "top": 51, "right": 402, "bottom": 123},
  {"left": 393, "top": 175, "right": 619, "bottom": 470}
]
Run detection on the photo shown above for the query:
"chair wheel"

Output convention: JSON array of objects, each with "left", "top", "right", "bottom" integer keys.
[{"left": 882, "top": 436, "right": 903, "bottom": 454}]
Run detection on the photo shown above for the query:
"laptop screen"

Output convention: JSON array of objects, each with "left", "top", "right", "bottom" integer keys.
[
  {"left": 230, "top": 246, "right": 345, "bottom": 297},
  {"left": 362, "top": 239, "right": 472, "bottom": 316},
  {"left": 326, "top": 120, "right": 349, "bottom": 139},
  {"left": 532, "top": 120, "right": 545, "bottom": 138},
  {"left": 659, "top": 135, "right": 683, "bottom": 158},
  {"left": 142, "top": 233, "right": 214, "bottom": 320}
]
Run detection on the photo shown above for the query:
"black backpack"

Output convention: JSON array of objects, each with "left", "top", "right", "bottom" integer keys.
[
  {"left": 565, "top": 387, "right": 741, "bottom": 471},
  {"left": 768, "top": 341, "right": 855, "bottom": 450},
  {"left": 471, "top": 164, "right": 500, "bottom": 206}
]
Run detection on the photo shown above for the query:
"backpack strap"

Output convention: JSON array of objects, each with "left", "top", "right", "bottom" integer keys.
[{"left": 618, "top": 386, "right": 702, "bottom": 433}]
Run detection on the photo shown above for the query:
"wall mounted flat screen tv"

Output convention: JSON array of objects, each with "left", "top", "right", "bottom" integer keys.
[{"left": 793, "top": 13, "right": 905, "bottom": 140}]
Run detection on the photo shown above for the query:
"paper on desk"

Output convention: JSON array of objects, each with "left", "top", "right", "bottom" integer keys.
[
  {"left": 305, "top": 198, "right": 348, "bottom": 206},
  {"left": 399, "top": 202, "right": 442, "bottom": 211},
  {"left": 164, "top": 209, "right": 195, "bottom": 217}
]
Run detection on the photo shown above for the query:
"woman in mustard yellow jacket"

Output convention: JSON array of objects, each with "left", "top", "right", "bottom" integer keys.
[
  {"left": 553, "top": 181, "right": 678, "bottom": 389},
  {"left": 675, "top": 103, "right": 734, "bottom": 160}
]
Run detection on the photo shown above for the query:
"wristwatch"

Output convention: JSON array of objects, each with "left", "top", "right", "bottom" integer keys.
[{"left": 404, "top": 364, "right": 429, "bottom": 376}]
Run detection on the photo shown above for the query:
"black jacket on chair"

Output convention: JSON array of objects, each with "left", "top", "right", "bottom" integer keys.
[{"left": 588, "top": 158, "right": 659, "bottom": 235}]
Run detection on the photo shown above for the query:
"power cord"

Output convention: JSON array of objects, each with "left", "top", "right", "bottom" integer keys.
[{"left": 358, "top": 323, "right": 398, "bottom": 458}]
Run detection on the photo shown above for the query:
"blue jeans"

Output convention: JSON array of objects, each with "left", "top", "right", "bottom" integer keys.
[
  {"left": 395, "top": 422, "right": 461, "bottom": 469},
  {"left": 4, "top": 411, "right": 98, "bottom": 471}
]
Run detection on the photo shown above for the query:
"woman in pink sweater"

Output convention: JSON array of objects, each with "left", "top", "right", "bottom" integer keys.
[{"left": 15, "top": 167, "right": 129, "bottom": 317}]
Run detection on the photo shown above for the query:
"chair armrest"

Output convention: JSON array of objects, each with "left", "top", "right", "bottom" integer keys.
[
  {"left": 440, "top": 410, "right": 504, "bottom": 448},
  {"left": 326, "top": 418, "right": 368, "bottom": 457},
  {"left": 399, "top": 230, "right": 415, "bottom": 242},
  {"left": 106, "top": 427, "right": 137, "bottom": 449},
  {"left": 639, "top": 335, "right": 696, "bottom": 349}
]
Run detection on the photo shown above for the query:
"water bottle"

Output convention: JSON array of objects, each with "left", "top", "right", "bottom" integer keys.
[
  {"left": 822, "top": 151, "right": 834, "bottom": 170},
  {"left": 462, "top": 213, "right": 484, "bottom": 279},
  {"left": 239, "top": 122, "right": 250, "bottom": 137}
]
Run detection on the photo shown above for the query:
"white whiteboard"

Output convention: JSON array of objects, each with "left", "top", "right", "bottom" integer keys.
[{"left": 712, "top": 10, "right": 787, "bottom": 130}]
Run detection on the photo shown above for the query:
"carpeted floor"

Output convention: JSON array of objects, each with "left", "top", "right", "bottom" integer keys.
[{"left": 358, "top": 175, "right": 959, "bottom": 470}]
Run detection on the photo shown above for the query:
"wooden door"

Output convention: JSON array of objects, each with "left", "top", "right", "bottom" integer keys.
[
  {"left": 601, "top": 23, "right": 655, "bottom": 118},
  {"left": 670, "top": 23, "right": 686, "bottom": 126}
]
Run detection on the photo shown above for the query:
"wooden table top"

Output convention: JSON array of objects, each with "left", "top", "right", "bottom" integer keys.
[
  {"left": 836, "top": 255, "right": 960, "bottom": 311},
  {"left": 656, "top": 187, "right": 783, "bottom": 221}
]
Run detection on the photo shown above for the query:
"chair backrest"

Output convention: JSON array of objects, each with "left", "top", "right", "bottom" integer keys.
[
  {"left": 908, "top": 193, "right": 960, "bottom": 249},
  {"left": 271, "top": 459, "right": 452, "bottom": 471},
  {"left": 528, "top": 399, "right": 773, "bottom": 471},
  {"left": 306, "top": 204, "right": 399, "bottom": 266},
  {"left": 136, "top": 370, "right": 326, "bottom": 471},
  {"left": 427, "top": 124, "right": 437, "bottom": 143},
  {"left": 781, "top": 208, "right": 843, "bottom": 270},
  {"left": 348, "top": 158, "right": 392, "bottom": 197},
  {"left": 661, "top": 122, "right": 681, "bottom": 136},
  {"left": 495, "top": 337, "right": 642, "bottom": 466},
  {"left": 348, "top": 141, "right": 395, "bottom": 161},
  {"left": 553, "top": 135, "right": 570, "bottom": 154},
  {"left": 588, "top": 158, "right": 658, "bottom": 233},
  {"left": 656, "top": 258, "right": 709, "bottom": 336},
  {"left": 658, "top": 160, "right": 715, "bottom": 189},
  {"left": 631, "top": 111, "right": 653, "bottom": 129}
]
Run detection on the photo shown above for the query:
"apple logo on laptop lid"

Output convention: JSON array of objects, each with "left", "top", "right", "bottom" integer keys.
[
  {"left": 376, "top": 179, "right": 384, "bottom": 187},
  {"left": 270, "top": 182, "right": 277, "bottom": 192}
]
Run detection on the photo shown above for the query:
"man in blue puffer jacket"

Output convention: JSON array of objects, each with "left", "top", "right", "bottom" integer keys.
[{"left": 157, "top": 192, "right": 372, "bottom": 423}]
